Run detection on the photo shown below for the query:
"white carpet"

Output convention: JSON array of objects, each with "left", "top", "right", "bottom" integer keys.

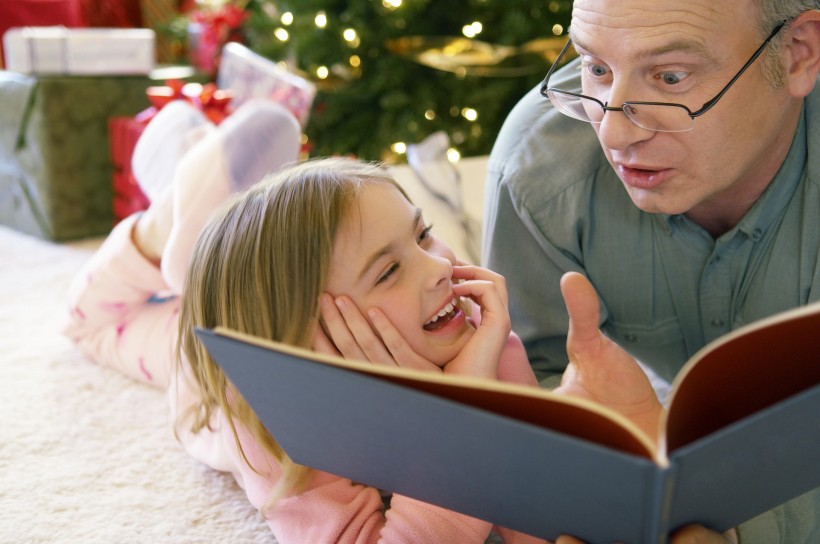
[
  {"left": 0, "top": 226, "right": 277, "bottom": 544},
  {"left": 0, "top": 158, "right": 487, "bottom": 543}
]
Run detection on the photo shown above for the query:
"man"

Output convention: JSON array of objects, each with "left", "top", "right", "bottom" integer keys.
[{"left": 484, "top": 0, "right": 820, "bottom": 542}]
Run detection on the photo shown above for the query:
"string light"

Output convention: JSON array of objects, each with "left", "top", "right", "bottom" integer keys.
[
  {"left": 462, "top": 21, "right": 483, "bottom": 38},
  {"left": 316, "top": 65, "right": 329, "bottom": 79},
  {"left": 461, "top": 107, "right": 478, "bottom": 121},
  {"left": 552, "top": 24, "right": 564, "bottom": 35},
  {"left": 274, "top": 28, "right": 289, "bottom": 41},
  {"left": 424, "top": 109, "right": 436, "bottom": 120},
  {"left": 315, "top": 11, "right": 328, "bottom": 28},
  {"left": 447, "top": 148, "right": 461, "bottom": 162},
  {"left": 281, "top": 12, "right": 293, "bottom": 25},
  {"left": 349, "top": 55, "right": 361, "bottom": 67},
  {"left": 391, "top": 142, "right": 407, "bottom": 154},
  {"left": 382, "top": 0, "right": 402, "bottom": 9}
]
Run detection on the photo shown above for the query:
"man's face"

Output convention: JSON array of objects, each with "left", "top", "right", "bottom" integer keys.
[{"left": 571, "top": 0, "right": 799, "bottom": 230}]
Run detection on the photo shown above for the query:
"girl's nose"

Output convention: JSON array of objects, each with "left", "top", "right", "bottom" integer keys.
[{"left": 423, "top": 251, "right": 453, "bottom": 291}]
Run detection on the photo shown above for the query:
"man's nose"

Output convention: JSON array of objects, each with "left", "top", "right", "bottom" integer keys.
[{"left": 595, "top": 83, "right": 654, "bottom": 150}]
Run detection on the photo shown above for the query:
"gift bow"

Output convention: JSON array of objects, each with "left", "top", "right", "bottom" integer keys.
[{"left": 136, "top": 80, "right": 234, "bottom": 125}]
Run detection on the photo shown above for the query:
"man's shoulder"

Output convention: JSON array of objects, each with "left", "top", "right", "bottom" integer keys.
[{"left": 487, "top": 60, "right": 608, "bottom": 207}]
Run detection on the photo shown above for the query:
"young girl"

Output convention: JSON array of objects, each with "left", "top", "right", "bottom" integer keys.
[{"left": 62, "top": 100, "right": 554, "bottom": 543}]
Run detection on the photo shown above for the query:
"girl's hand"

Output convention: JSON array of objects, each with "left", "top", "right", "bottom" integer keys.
[
  {"left": 553, "top": 272, "right": 663, "bottom": 442},
  {"left": 440, "top": 264, "right": 511, "bottom": 379},
  {"left": 315, "top": 293, "right": 440, "bottom": 372}
]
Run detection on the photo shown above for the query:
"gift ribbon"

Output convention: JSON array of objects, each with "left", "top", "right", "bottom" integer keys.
[{"left": 135, "top": 80, "right": 233, "bottom": 125}]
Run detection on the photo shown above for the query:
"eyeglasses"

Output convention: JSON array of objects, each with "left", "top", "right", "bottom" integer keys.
[{"left": 540, "top": 22, "right": 787, "bottom": 133}]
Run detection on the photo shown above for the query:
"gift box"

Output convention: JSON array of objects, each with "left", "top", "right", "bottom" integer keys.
[
  {"left": 0, "top": 67, "right": 197, "bottom": 241},
  {"left": 0, "top": 0, "right": 85, "bottom": 69},
  {"left": 3, "top": 26, "right": 155, "bottom": 75},
  {"left": 217, "top": 42, "right": 316, "bottom": 128},
  {"left": 109, "top": 78, "right": 231, "bottom": 223}
]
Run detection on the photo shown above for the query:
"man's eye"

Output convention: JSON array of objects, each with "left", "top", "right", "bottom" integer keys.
[
  {"left": 587, "top": 63, "right": 608, "bottom": 77},
  {"left": 658, "top": 71, "right": 687, "bottom": 85},
  {"left": 377, "top": 263, "right": 400, "bottom": 285}
]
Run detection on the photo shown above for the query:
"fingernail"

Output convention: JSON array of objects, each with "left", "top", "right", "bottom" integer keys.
[
  {"left": 367, "top": 309, "right": 378, "bottom": 320},
  {"left": 335, "top": 297, "right": 346, "bottom": 310},
  {"left": 320, "top": 294, "right": 331, "bottom": 308}
]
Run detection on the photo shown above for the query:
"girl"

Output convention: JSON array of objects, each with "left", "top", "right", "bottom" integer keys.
[{"left": 62, "top": 100, "right": 552, "bottom": 543}]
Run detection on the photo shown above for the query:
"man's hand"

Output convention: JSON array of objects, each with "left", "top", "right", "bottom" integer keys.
[
  {"left": 554, "top": 525, "right": 737, "bottom": 543},
  {"left": 553, "top": 272, "right": 662, "bottom": 442}
]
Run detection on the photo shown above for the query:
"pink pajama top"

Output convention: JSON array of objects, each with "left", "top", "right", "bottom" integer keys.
[{"left": 63, "top": 215, "right": 546, "bottom": 544}]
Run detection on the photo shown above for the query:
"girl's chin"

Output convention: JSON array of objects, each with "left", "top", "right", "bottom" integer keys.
[{"left": 423, "top": 327, "right": 475, "bottom": 368}]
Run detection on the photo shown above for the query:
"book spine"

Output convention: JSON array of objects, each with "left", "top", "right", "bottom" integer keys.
[{"left": 644, "top": 466, "right": 675, "bottom": 544}]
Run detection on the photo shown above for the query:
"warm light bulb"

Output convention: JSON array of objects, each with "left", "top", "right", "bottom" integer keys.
[
  {"left": 391, "top": 142, "right": 407, "bottom": 154},
  {"left": 424, "top": 109, "right": 435, "bottom": 120},
  {"left": 447, "top": 148, "right": 461, "bottom": 163},
  {"left": 316, "top": 66, "right": 329, "bottom": 79},
  {"left": 274, "top": 28, "right": 289, "bottom": 42},
  {"left": 281, "top": 12, "right": 293, "bottom": 25},
  {"left": 315, "top": 11, "right": 327, "bottom": 28},
  {"left": 382, "top": 0, "right": 402, "bottom": 8},
  {"left": 349, "top": 55, "right": 361, "bottom": 67},
  {"left": 552, "top": 24, "right": 564, "bottom": 35},
  {"left": 461, "top": 107, "right": 478, "bottom": 121}
]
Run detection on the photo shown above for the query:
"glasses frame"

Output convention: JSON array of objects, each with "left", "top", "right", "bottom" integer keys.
[{"left": 540, "top": 21, "right": 787, "bottom": 132}]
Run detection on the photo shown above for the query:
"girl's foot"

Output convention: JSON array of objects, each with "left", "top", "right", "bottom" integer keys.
[
  {"left": 132, "top": 100, "right": 212, "bottom": 203},
  {"left": 160, "top": 100, "right": 302, "bottom": 293}
]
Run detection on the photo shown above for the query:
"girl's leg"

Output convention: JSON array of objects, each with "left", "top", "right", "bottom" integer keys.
[{"left": 160, "top": 100, "right": 301, "bottom": 293}]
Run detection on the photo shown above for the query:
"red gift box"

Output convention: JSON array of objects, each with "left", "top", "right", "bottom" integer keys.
[
  {"left": 109, "top": 116, "right": 151, "bottom": 223},
  {"left": 109, "top": 79, "right": 233, "bottom": 224},
  {"left": 0, "top": 0, "right": 85, "bottom": 68}
]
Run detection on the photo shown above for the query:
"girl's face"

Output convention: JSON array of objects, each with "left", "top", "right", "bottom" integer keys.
[{"left": 325, "top": 181, "right": 474, "bottom": 366}]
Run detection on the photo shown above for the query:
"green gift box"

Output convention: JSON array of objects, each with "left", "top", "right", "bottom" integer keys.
[{"left": 0, "top": 67, "right": 199, "bottom": 241}]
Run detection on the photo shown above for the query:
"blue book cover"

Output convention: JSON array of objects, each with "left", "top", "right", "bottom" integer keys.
[{"left": 196, "top": 302, "right": 820, "bottom": 543}]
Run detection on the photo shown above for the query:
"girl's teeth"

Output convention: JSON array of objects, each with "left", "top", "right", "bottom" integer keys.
[{"left": 426, "top": 298, "right": 458, "bottom": 325}]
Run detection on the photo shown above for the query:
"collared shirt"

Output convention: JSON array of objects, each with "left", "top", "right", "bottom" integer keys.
[
  {"left": 484, "top": 55, "right": 820, "bottom": 544},
  {"left": 483, "top": 58, "right": 820, "bottom": 385}
]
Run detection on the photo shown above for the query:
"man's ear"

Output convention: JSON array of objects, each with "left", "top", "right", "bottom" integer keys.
[{"left": 784, "top": 10, "right": 820, "bottom": 97}]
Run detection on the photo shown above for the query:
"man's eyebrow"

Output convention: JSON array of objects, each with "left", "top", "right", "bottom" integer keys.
[
  {"left": 357, "top": 208, "right": 422, "bottom": 282},
  {"left": 569, "top": 30, "right": 716, "bottom": 64}
]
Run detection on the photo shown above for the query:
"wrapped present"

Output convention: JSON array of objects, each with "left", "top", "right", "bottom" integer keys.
[
  {"left": 109, "top": 116, "right": 151, "bottom": 223},
  {"left": 0, "top": 67, "right": 198, "bottom": 241},
  {"left": 217, "top": 42, "right": 316, "bottom": 128},
  {"left": 109, "top": 78, "right": 231, "bottom": 223},
  {"left": 3, "top": 26, "right": 155, "bottom": 75},
  {"left": 0, "top": 0, "right": 85, "bottom": 69}
]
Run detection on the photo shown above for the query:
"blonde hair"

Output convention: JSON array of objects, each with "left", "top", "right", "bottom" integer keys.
[{"left": 176, "top": 157, "right": 407, "bottom": 503}]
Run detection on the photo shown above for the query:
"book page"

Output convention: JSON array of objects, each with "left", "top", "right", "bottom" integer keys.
[{"left": 662, "top": 302, "right": 820, "bottom": 455}]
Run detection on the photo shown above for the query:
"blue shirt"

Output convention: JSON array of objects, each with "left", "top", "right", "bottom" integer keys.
[
  {"left": 484, "top": 59, "right": 820, "bottom": 384},
  {"left": 484, "top": 58, "right": 820, "bottom": 543}
]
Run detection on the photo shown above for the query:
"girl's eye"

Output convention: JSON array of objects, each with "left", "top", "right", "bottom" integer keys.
[
  {"left": 376, "top": 263, "right": 399, "bottom": 285},
  {"left": 418, "top": 224, "right": 433, "bottom": 244}
]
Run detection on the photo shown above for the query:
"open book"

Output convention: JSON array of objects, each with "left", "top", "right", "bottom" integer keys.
[{"left": 195, "top": 302, "right": 820, "bottom": 543}]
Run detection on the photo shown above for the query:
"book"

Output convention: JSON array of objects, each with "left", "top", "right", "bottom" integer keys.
[{"left": 195, "top": 301, "right": 820, "bottom": 543}]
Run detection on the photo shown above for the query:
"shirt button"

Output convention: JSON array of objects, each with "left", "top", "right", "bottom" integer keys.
[
  {"left": 751, "top": 228, "right": 763, "bottom": 241},
  {"left": 711, "top": 318, "right": 725, "bottom": 327},
  {"left": 624, "top": 333, "right": 637, "bottom": 343}
]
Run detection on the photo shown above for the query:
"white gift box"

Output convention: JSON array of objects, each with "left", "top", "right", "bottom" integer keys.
[
  {"left": 217, "top": 42, "right": 316, "bottom": 127},
  {"left": 3, "top": 27, "right": 155, "bottom": 75}
]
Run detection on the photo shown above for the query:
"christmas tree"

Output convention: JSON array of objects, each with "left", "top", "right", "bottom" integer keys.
[{"left": 184, "top": 0, "right": 572, "bottom": 161}]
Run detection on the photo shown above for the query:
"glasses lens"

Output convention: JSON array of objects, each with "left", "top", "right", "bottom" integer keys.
[
  {"left": 546, "top": 90, "right": 604, "bottom": 123},
  {"left": 623, "top": 103, "right": 693, "bottom": 132}
]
